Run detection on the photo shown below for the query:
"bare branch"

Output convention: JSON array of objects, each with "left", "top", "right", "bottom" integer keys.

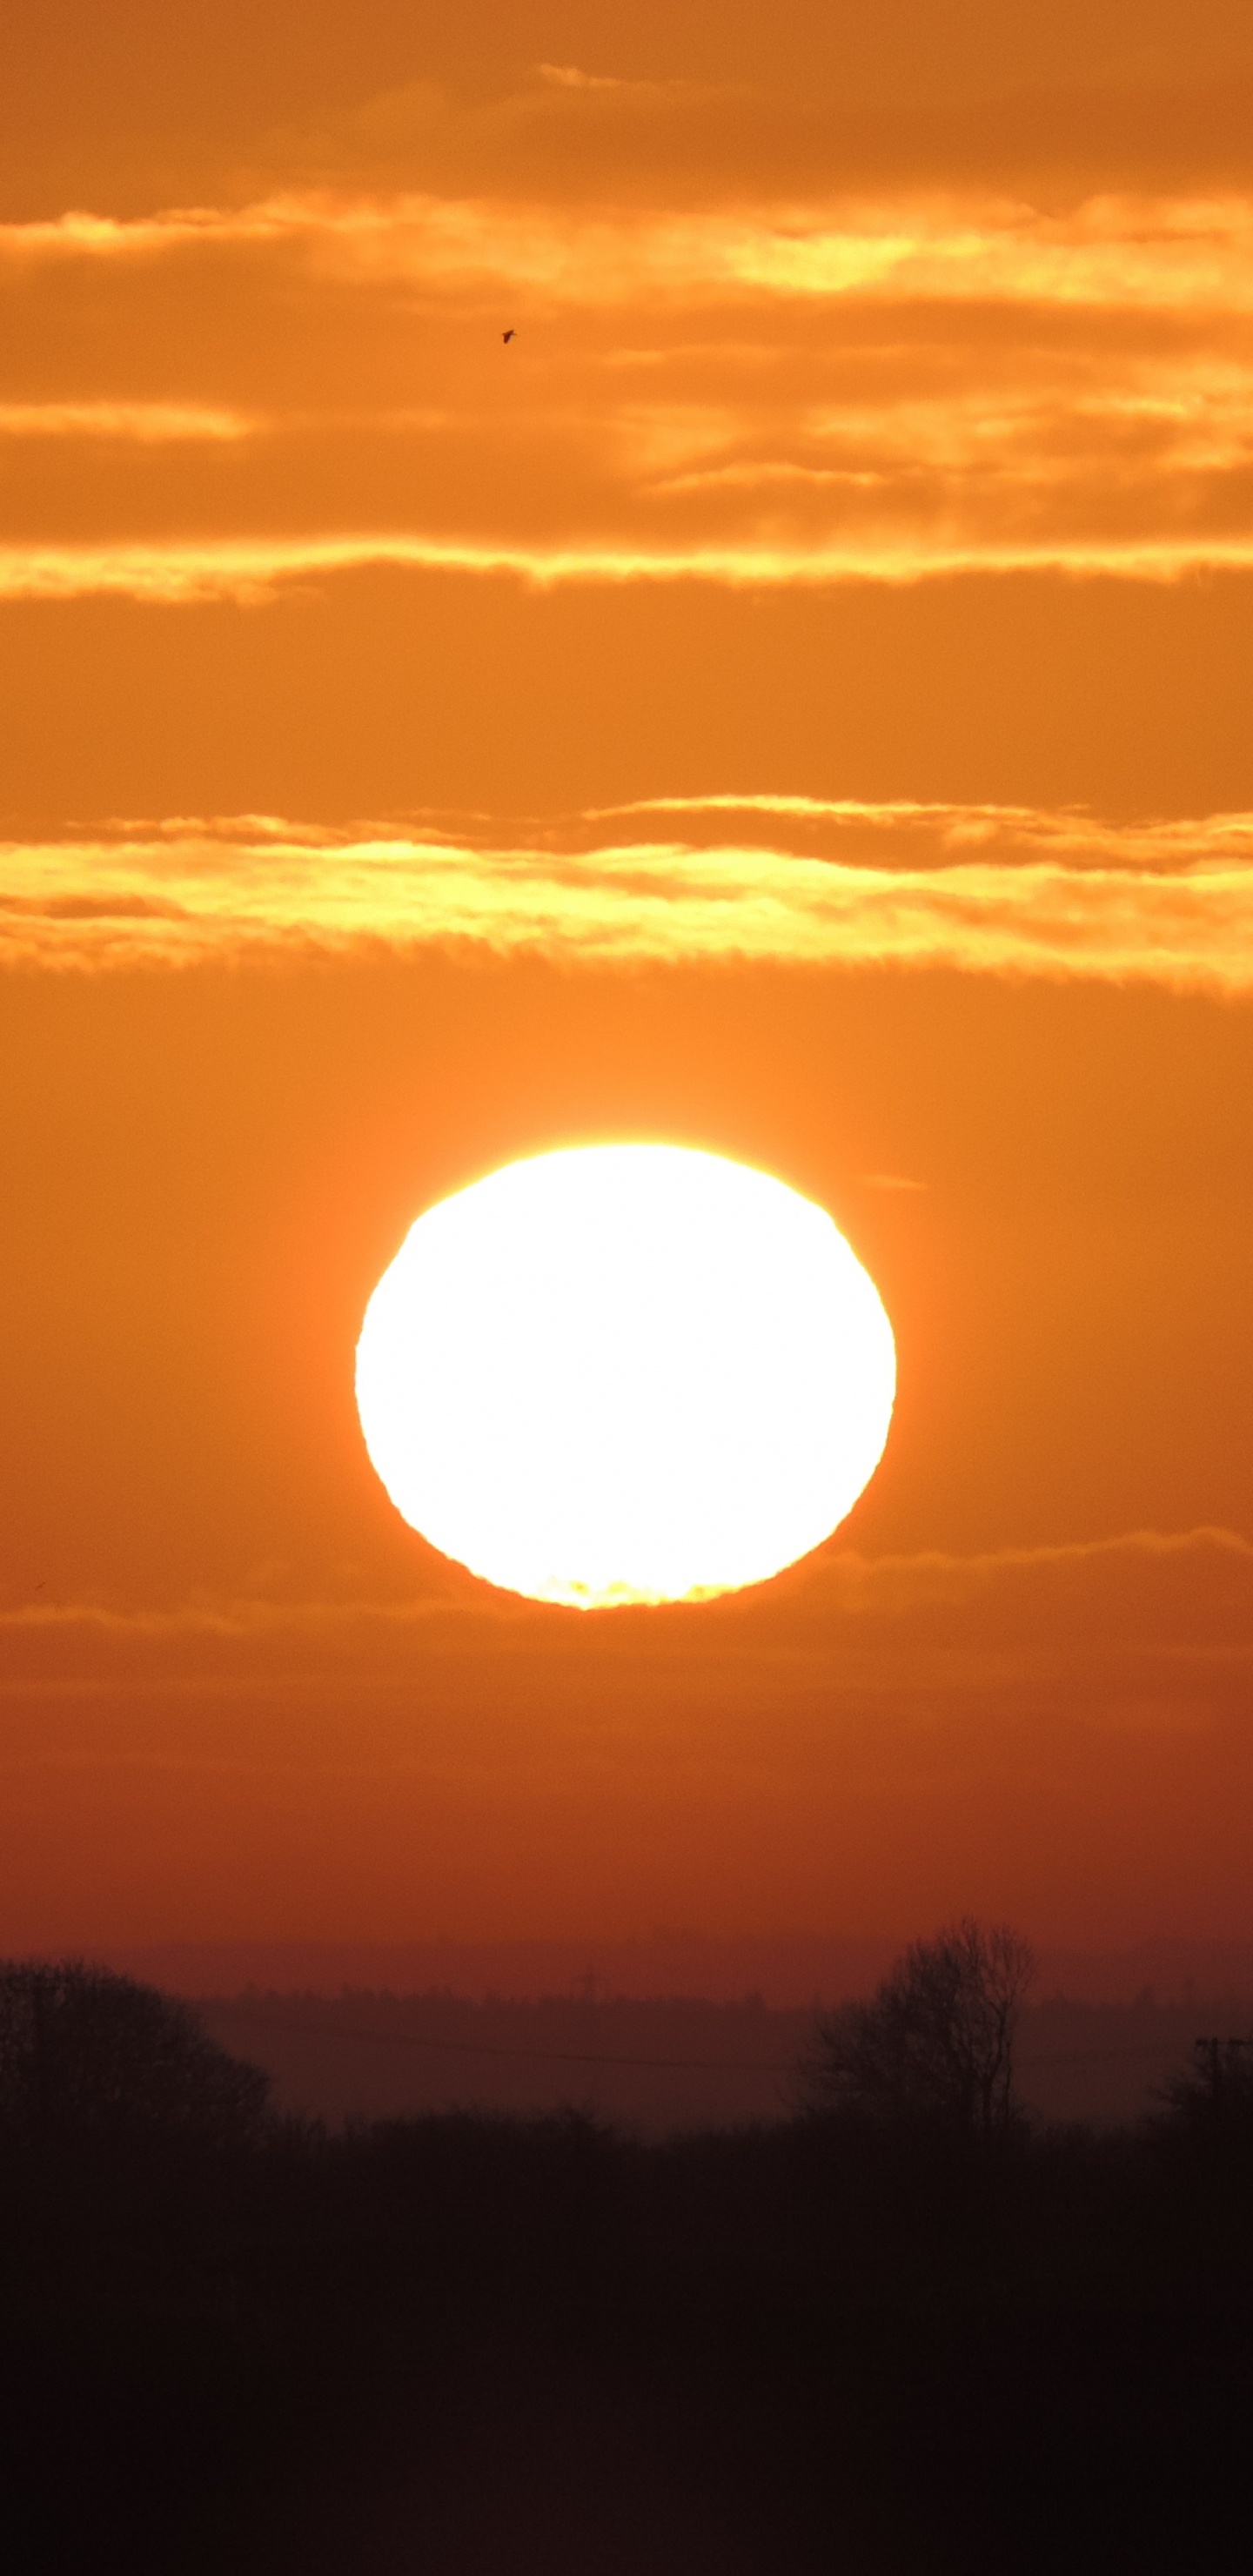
[{"left": 797, "top": 1918, "right": 1036, "bottom": 2143}]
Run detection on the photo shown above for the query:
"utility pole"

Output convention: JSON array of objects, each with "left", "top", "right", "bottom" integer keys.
[{"left": 1193, "top": 2035, "right": 1252, "bottom": 2095}]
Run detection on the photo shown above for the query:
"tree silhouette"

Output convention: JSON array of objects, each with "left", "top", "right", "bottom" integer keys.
[
  {"left": 0, "top": 1959, "right": 270, "bottom": 2153},
  {"left": 1157, "top": 2031, "right": 1253, "bottom": 2151},
  {"left": 800, "top": 1917, "right": 1036, "bottom": 2143}
]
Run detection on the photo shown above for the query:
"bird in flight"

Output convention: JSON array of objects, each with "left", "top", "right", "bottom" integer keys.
[{"left": 502, "top": 328, "right": 516, "bottom": 344}]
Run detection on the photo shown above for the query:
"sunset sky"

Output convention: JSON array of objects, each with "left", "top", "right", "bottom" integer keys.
[{"left": 4, "top": 1, "right": 1253, "bottom": 1961}]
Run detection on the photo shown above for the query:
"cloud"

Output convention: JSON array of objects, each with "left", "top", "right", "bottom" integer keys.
[
  {"left": 5, "top": 802, "right": 1253, "bottom": 986},
  {"left": 4, "top": 1527, "right": 1249, "bottom": 1947},
  {"left": 804, "top": 1525, "right": 1253, "bottom": 1624},
  {"left": 7, "top": 187, "right": 1253, "bottom": 312},
  {"left": 3, "top": 1529, "right": 1249, "bottom": 1725},
  {"left": 3, "top": 186, "right": 1253, "bottom": 589},
  {"left": 9, "top": 18, "right": 1253, "bottom": 218},
  {"left": 3, "top": 532, "right": 1253, "bottom": 604},
  {"left": 0, "top": 402, "right": 253, "bottom": 443},
  {"left": 535, "top": 65, "right": 628, "bottom": 95},
  {"left": 8, "top": 1523, "right": 1247, "bottom": 1627}
]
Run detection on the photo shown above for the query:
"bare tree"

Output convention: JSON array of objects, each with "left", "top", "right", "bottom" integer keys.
[{"left": 798, "top": 1918, "right": 1036, "bottom": 2144}]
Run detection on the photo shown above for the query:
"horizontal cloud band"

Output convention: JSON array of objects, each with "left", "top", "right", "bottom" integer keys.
[
  {"left": 5, "top": 1524, "right": 1247, "bottom": 1632},
  {"left": 5, "top": 802, "right": 1253, "bottom": 986},
  {"left": 3, "top": 533, "right": 1253, "bottom": 603},
  {"left": 3, "top": 1533, "right": 1249, "bottom": 1751},
  {"left": 6, "top": 191, "right": 1253, "bottom": 316},
  {"left": 4, "top": 188, "right": 1253, "bottom": 580}
]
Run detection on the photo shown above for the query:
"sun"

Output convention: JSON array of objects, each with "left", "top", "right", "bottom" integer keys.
[{"left": 355, "top": 1144, "right": 895, "bottom": 1608}]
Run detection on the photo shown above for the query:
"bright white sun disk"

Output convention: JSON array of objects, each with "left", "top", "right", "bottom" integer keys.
[{"left": 355, "top": 1144, "right": 895, "bottom": 1607}]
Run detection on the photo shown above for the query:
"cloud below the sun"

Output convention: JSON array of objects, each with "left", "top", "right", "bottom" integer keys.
[
  {"left": 3, "top": 1528, "right": 1250, "bottom": 1749},
  {"left": 6, "top": 799, "right": 1253, "bottom": 988}
]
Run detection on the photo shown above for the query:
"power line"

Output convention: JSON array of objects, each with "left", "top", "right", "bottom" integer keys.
[
  {"left": 206, "top": 2004, "right": 1225, "bottom": 2083},
  {"left": 214, "top": 2004, "right": 795, "bottom": 2076}
]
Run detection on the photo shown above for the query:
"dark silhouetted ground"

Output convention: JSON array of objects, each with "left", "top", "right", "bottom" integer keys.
[{"left": 2, "top": 2002, "right": 1253, "bottom": 2573}]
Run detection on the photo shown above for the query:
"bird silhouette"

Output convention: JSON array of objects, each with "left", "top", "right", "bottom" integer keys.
[{"left": 502, "top": 329, "right": 516, "bottom": 344}]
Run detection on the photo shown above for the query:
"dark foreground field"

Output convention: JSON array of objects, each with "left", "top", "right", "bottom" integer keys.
[{"left": 3, "top": 2086, "right": 1252, "bottom": 2575}]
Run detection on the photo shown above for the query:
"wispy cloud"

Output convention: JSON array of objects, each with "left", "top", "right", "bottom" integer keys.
[
  {"left": 5, "top": 191, "right": 1253, "bottom": 315},
  {"left": 5, "top": 802, "right": 1253, "bottom": 985},
  {"left": 3, "top": 1528, "right": 1248, "bottom": 1680},
  {"left": 0, "top": 402, "right": 253, "bottom": 443},
  {"left": 3, "top": 188, "right": 1252, "bottom": 588},
  {"left": 4, "top": 531, "right": 1253, "bottom": 604}
]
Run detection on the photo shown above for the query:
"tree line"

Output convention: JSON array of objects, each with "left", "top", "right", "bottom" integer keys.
[
  {"left": 0, "top": 1932, "right": 1250, "bottom": 2574},
  {"left": 10, "top": 1916, "right": 1245, "bottom": 2154}
]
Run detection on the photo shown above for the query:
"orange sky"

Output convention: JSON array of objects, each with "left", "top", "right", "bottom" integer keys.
[{"left": 3, "top": 2, "right": 1253, "bottom": 1956}]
